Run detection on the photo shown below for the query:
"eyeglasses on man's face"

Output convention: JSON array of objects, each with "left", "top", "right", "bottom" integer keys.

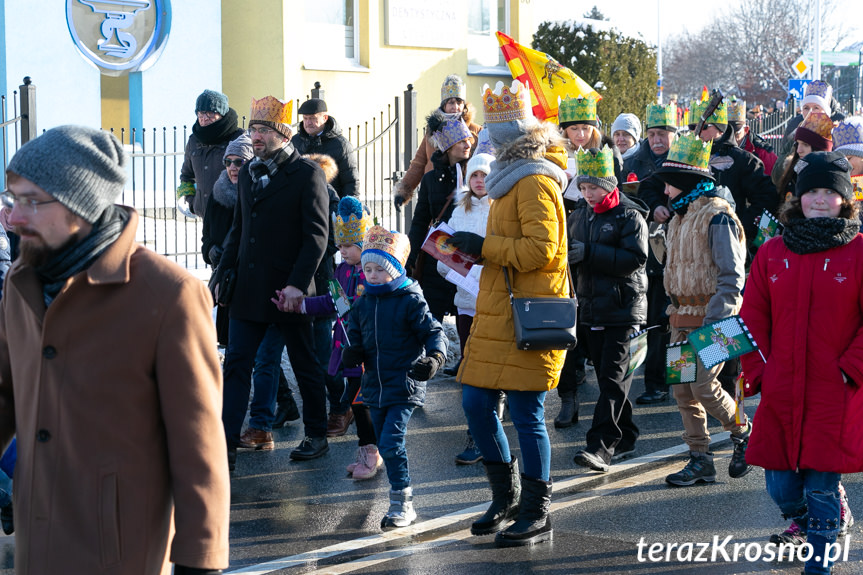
[
  {"left": 224, "top": 158, "right": 246, "bottom": 168},
  {"left": 248, "top": 125, "right": 276, "bottom": 136},
  {"left": 196, "top": 111, "right": 219, "bottom": 120},
  {"left": 0, "top": 190, "right": 60, "bottom": 214}
]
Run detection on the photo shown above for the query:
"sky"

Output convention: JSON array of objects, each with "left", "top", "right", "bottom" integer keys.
[{"left": 532, "top": 0, "right": 862, "bottom": 51}]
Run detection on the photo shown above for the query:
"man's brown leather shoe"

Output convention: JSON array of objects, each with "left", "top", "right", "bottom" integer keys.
[
  {"left": 238, "top": 428, "right": 274, "bottom": 450},
  {"left": 326, "top": 408, "right": 354, "bottom": 437}
]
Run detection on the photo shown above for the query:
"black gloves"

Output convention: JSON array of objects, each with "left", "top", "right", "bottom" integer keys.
[
  {"left": 567, "top": 240, "right": 586, "bottom": 266},
  {"left": 394, "top": 194, "right": 406, "bottom": 210},
  {"left": 409, "top": 351, "right": 445, "bottom": 381},
  {"left": 183, "top": 195, "right": 195, "bottom": 213},
  {"left": 208, "top": 245, "right": 223, "bottom": 268},
  {"left": 447, "top": 231, "right": 484, "bottom": 258},
  {"left": 173, "top": 566, "right": 223, "bottom": 575},
  {"left": 341, "top": 345, "right": 364, "bottom": 368}
]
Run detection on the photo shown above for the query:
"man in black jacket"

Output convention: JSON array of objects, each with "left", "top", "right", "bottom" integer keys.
[
  {"left": 218, "top": 96, "right": 331, "bottom": 469},
  {"left": 292, "top": 98, "right": 360, "bottom": 198}
]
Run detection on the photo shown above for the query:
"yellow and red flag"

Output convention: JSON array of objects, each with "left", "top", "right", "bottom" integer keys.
[{"left": 496, "top": 31, "right": 600, "bottom": 122}]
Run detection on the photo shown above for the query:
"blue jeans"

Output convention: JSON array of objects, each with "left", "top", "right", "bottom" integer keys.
[
  {"left": 314, "top": 317, "right": 348, "bottom": 413},
  {"left": 462, "top": 385, "right": 551, "bottom": 481},
  {"left": 766, "top": 469, "right": 841, "bottom": 575},
  {"left": 223, "top": 318, "right": 327, "bottom": 447},
  {"left": 248, "top": 324, "right": 285, "bottom": 431},
  {"left": 369, "top": 404, "right": 415, "bottom": 490}
]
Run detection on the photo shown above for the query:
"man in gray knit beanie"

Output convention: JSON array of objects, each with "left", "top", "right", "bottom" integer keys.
[{"left": 6, "top": 124, "right": 126, "bottom": 224}]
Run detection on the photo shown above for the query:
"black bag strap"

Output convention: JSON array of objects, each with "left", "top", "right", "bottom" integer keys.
[{"left": 502, "top": 263, "right": 575, "bottom": 302}]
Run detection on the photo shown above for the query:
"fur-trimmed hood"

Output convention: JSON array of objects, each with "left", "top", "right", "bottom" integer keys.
[
  {"left": 304, "top": 153, "right": 338, "bottom": 184},
  {"left": 494, "top": 121, "right": 567, "bottom": 166}
]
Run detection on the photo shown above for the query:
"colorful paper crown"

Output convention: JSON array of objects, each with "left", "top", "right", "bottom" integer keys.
[
  {"left": 804, "top": 80, "right": 832, "bottom": 106},
  {"left": 688, "top": 97, "right": 727, "bottom": 126},
  {"left": 250, "top": 96, "right": 293, "bottom": 137},
  {"left": 441, "top": 75, "right": 467, "bottom": 104},
  {"left": 362, "top": 225, "right": 411, "bottom": 277},
  {"left": 665, "top": 133, "right": 713, "bottom": 174},
  {"left": 333, "top": 196, "right": 373, "bottom": 247},
  {"left": 558, "top": 95, "right": 597, "bottom": 125},
  {"left": 430, "top": 116, "right": 473, "bottom": 152},
  {"left": 645, "top": 103, "right": 677, "bottom": 129},
  {"left": 797, "top": 111, "right": 834, "bottom": 141},
  {"left": 576, "top": 146, "right": 615, "bottom": 179},
  {"left": 482, "top": 80, "right": 533, "bottom": 124},
  {"left": 726, "top": 97, "right": 746, "bottom": 123},
  {"left": 832, "top": 117, "right": 863, "bottom": 149}
]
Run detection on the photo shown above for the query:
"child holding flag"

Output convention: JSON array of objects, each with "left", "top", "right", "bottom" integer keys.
[{"left": 741, "top": 151, "right": 863, "bottom": 575}]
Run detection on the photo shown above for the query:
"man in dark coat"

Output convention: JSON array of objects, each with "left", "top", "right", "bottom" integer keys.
[
  {"left": 177, "top": 89, "right": 245, "bottom": 219},
  {"left": 292, "top": 98, "right": 360, "bottom": 198},
  {"left": 217, "top": 96, "right": 331, "bottom": 468}
]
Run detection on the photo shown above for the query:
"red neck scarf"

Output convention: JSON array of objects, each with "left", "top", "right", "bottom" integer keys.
[{"left": 593, "top": 187, "right": 620, "bottom": 214}]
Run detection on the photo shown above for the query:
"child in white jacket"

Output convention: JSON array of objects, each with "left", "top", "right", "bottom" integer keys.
[{"left": 438, "top": 152, "right": 494, "bottom": 465}]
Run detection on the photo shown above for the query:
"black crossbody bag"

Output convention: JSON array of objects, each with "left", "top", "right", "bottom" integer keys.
[{"left": 503, "top": 265, "right": 578, "bottom": 351}]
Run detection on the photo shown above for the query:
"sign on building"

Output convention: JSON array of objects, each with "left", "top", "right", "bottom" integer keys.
[{"left": 386, "top": 0, "right": 462, "bottom": 49}]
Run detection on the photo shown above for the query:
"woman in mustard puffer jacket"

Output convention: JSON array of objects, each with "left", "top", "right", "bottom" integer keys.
[{"left": 449, "top": 81, "right": 569, "bottom": 549}]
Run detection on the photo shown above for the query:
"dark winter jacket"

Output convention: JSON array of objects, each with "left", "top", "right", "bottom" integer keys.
[
  {"left": 219, "top": 144, "right": 329, "bottom": 325},
  {"left": 346, "top": 280, "right": 447, "bottom": 408},
  {"left": 0, "top": 227, "right": 10, "bottom": 301},
  {"left": 567, "top": 192, "right": 649, "bottom": 327},
  {"left": 406, "top": 150, "right": 462, "bottom": 319},
  {"left": 292, "top": 116, "right": 360, "bottom": 198},
  {"left": 201, "top": 170, "right": 236, "bottom": 267},
  {"left": 622, "top": 140, "right": 665, "bottom": 184},
  {"left": 180, "top": 111, "right": 244, "bottom": 219},
  {"left": 709, "top": 126, "right": 778, "bottom": 246}
]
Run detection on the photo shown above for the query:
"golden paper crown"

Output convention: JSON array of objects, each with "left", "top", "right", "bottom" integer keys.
[
  {"left": 688, "top": 98, "right": 727, "bottom": 126},
  {"left": 576, "top": 145, "right": 615, "bottom": 179},
  {"left": 665, "top": 133, "right": 713, "bottom": 174},
  {"left": 797, "top": 110, "right": 835, "bottom": 141},
  {"left": 362, "top": 225, "right": 411, "bottom": 268},
  {"left": 645, "top": 103, "right": 677, "bottom": 129},
  {"left": 558, "top": 95, "right": 597, "bottom": 125},
  {"left": 250, "top": 96, "right": 292, "bottom": 126},
  {"left": 726, "top": 97, "right": 746, "bottom": 123},
  {"left": 333, "top": 197, "right": 373, "bottom": 247},
  {"left": 482, "top": 80, "right": 532, "bottom": 123},
  {"left": 441, "top": 75, "right": 467, "bottom": 103}
]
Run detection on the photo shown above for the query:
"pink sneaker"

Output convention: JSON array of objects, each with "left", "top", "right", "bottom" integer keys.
[
  {"left": 840, "top": 482, "right": 854, "bottom": 537},
  {"left": 347, "top": 448, "right": 362, "bottom": 475},
  {"left": 352, "top": 444, "right": 383, "bottom": 481}
]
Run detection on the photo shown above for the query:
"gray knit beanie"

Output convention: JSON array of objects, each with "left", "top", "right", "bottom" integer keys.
[
  {"left": 224, "top": 133, "right": 254, "bottom": 161},
  {"left": 611, "top": 113, "right": 642, "bottom": 143},
  {"left": 196, "top": 89, "right": 229, "bottom": 115},
  {"left": 6, "top": 125, "right": 126, "bottom": 224},
  {"left": 576, "top": 173, "right": 618, "bottom": 193}
]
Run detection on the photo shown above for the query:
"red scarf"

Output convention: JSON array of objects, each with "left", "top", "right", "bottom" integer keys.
[{"left": 593, "top": 187, "right": 620, "bottom": 214}]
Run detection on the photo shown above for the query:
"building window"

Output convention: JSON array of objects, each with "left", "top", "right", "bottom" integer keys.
[
  {"left": 468, "top": 0, "right": 509, "bottom": 72},
  {"left": 305, "top": 0, "right": 358, "bottom": 66}
]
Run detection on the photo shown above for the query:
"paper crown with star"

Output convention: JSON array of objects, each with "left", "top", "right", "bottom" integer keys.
[
  {"left": 250, "top": 96, "right": 293, "bottom": 138},
  {"left": 333, "top": 196, "right": 373, "bottom": 247},
  {"left": 482, "top": 80, "right": 533, "bottom": 123},
  {"left": 645, "top": 102, "right": 678, "bottom": 130},
  {"left": 558, "top": 95, "right": 598, "bottom": 126}
]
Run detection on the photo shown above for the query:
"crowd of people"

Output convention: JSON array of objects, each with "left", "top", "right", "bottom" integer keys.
[{"left": 0, "top": 72, "right": 861, "bottom": 573}]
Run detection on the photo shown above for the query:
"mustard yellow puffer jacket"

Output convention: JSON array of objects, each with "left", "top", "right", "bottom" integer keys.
[{"left": 457, "top": 132, "right": 569, "bottom": 392}]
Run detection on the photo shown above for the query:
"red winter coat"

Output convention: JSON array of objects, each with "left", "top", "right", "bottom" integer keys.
[{"left": 740, "top": 234, "right": 863, "bottom": 473}]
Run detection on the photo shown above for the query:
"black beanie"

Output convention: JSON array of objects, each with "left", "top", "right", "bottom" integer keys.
[{"left": 795, "top": 151, "right": 853, "bottom": 200}]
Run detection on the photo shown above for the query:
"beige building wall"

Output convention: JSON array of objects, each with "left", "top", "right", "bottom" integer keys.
[{"left": 221, "top": 0, "right": 536, "bottom": 141}]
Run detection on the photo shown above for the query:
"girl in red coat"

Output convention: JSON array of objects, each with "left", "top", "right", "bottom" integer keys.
[{"left": 741, "top": 151, "right": 863, "bottom": 575}]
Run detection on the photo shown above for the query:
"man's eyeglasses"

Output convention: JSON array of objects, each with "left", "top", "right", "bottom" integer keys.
[
  {"left": 0, "top": 190, "right": 60, "bottom": 214},
  {"left": 196, "top": 111, "right": 219, "bottom": 120},
  {"left": 224, "top": 158, "right": 246, "bottom": 168},
  {"left": 248, "top": 125, "right": 275, "bottom": 136}
]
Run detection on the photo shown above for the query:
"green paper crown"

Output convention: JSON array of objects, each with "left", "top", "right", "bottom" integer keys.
[
  {"left": 726, "top": 97, "right": 746, "bottom": 123},
  {"left": 558, "top": 95, "right": 597, "bottom": 124},
  {"left": 646, "top": 103, "right": 677, "bottom": 129},
  {"left": 576, "top": 145, "right": 615, "bottom": 178},
  {"left": 688, "top": 98, "right": 727, "bottom": 126},
  {"left": 666, "top": 133, "right": 713, "bottom": 173}
]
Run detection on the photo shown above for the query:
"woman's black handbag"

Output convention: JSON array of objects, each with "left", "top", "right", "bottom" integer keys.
[
  {"left": 503, "top": 266, "right": 577, "bottom": 351},
  {"left": 208, "top": 267, "right": 236, "bottom": 307}
]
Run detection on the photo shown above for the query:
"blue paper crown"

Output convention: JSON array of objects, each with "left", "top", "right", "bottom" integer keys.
[{"left": 833, "top": 118, "right": 863, "bottom": 149}]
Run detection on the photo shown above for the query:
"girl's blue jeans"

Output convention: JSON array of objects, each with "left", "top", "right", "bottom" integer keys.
[{"left": 369, "top": 404, "right": 415, "bottom": 491}]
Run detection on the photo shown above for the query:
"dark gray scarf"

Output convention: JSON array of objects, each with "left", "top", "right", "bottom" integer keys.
[
  {"left": 248, "top": 144, "right": 293, "bottom": 190},
  {"left": 35, "top": 205, "right": 129, "bottom": 306},
  {"left": 212, "top": 170, "right": 237, "bottom": 208},
  {"left": 782, "top": 216, "right": 860, "bottom": 255}
]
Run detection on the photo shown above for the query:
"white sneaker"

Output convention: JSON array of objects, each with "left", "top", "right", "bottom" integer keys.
[{"left": 381, "top": 487, "right": 417, "bottom": 529}]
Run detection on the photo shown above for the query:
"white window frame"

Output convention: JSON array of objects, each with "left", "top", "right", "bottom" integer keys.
[
  {"left": 467, "top": 0, "right": 510, "bottom": 76},
  {"left": 303, "top": 0, "right": 366, "bottom": 72}
]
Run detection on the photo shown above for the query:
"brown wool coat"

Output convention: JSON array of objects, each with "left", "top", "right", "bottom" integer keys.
[
  {"left": 457, "top": 125, "right": 569, "bottom": 391},
  {"left": 0, "top": 208, "right": 230, "bottom": 574}
]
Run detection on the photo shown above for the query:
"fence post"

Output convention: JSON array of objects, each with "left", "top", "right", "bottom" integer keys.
[
  {"left": 311, "top": 81, "right": 325, "bottom": 101},
  {"left": 19, "top": 77, "right": 37, "bottom": 144},
  {"left": 401, "top": 84, "right": 417, "bottom": 233}
]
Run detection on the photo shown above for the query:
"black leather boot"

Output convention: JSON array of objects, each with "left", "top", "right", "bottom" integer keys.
[
  {"left": 554, "top": 391, "right": 578, "bottom": 428},
  {"left": 494, "top": 474, "right": 553, "bottom": 547},
  {"left": 471, "top": 457, "right": 521, "bottom": 535},
  {"left": 272, "top": 371, "right": 300, "bottom": 428}
]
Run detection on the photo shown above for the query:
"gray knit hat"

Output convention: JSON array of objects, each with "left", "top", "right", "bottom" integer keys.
[
  {"left": 611, "top": 113, "right": 642, "bottom": 143},
  {"left": 196, "top": 89, "right": 229, "bottom": 115},
  {"left": 6, "top": 125, "right": 126, "bottom": 224},
  {"left": 224, "top": 133, "right": 253, "bottom": 161}
]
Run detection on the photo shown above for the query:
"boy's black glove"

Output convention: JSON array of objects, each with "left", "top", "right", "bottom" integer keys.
[
  {"left": 567, "top": 240, "right": 586, "bottom": 265},
  {"left": 341, "top": 345, "right": 364, "bottom": 368},
  {"left": 447, "top": 232, "right": 484, "bottom": 258},
  {"left": 409, "top": 351, "right": 446, "bottom": 381},
  {"left": 174, "top": 566, "right": 223, "bottom": 575}
]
